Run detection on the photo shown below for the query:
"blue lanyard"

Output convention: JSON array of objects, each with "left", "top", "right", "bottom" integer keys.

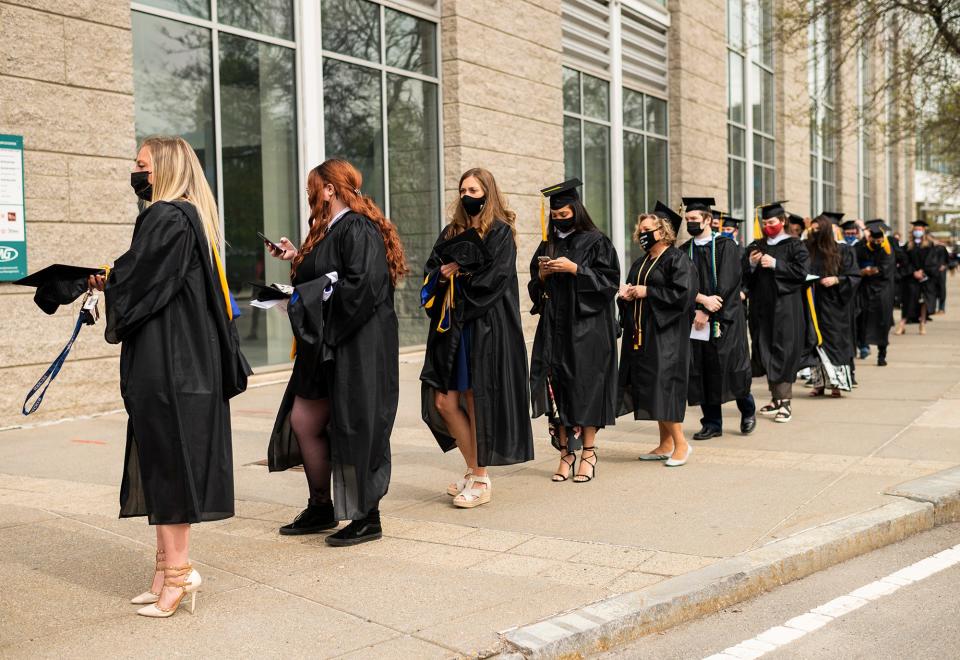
[{"left": 22, "top": 311, "right": 88, "bottom": 416}]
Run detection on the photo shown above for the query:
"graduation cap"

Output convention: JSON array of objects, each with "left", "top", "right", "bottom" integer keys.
[
  {"left": 14, "top": 264, "right": 104, "bottom": 315},
  {"left": 722, "top": 215, "right": 743, "bottom": 228},
  {"left": 681, "top": 197, "right": 716, "bottom": 213},
  {"left": 865, "top": 219, "right": 889, "bottom": 235},
  {"left": 840, "top": 220, "right": 859, "bottom": 231},
  {"left": 757, "top": 201, "right": 788, "bottom": 220},
  {"left": 540, "top": 178, "right": 583, "bottom": 210},
  {"left": 787, "top": 213, "right": 805, "bottom": 227},
  {"left": 248, "top": 282, "right": 292, "bottom": 301},
  {"left": 816, "top": 211, "right": 844, "bottom": 225},
  {"left": 652, "top": 200, "right": 683, "bottom": 235},
  {"left": 911, "top": 219, "right": 929, "bottom": 227},
  {"left": 436, "top": 228, "right": 491, "bottom": 272}
]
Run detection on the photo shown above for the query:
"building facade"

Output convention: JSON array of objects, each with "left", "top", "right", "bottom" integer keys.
[{"left": 0, "top": 0, "right": 914, "bottom": 427}]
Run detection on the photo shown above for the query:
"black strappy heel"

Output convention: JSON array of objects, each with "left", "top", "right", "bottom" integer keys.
[
  {"left": 552, "top": 448, "right": 576, "bottom": 482},
  {"left": 573, "top": 446, "right": 597, "bottom": 483}
]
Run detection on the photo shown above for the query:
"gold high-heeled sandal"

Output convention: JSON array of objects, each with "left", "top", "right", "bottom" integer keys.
[
  {"left": 136, "top": 564, "right": 200, "bottom": 618},
  {"left": 130, "top": 549, "right": 165, "bottom": 605}
]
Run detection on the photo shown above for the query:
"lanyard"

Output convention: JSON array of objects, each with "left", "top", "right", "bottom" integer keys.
[
  {"left": 688, "top": 236, "right": 722, "bottom": 339},
  {"left": 633, "top": 251, "right": 664, "bottom": 349}
]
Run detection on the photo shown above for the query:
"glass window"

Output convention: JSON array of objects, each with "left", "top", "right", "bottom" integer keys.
[
  {"left": 132, "top": 12, "right": 216, "bottom": 189},
  {"left": 582, "top": 74, "right": 610, "bottom": 121},
  {"left": 138, "top": 0, "right": 209, "bottom": 19},
  {"left": 219, "top": 0, "right": 294, "bottom": 40},
  {"left": 321, "top": 0, "right": 380, "bottom": 63},
  {"left": 385, "top": 7, "right": 437, "bottom": 76},
  {"left": 623, "top": 131, "right": 645, "bottom": 263},
  {"left": 563, "top": 116, "right": 582, "bottom": 181},
  {"left": 623, "top": 88, "right": 645, "bottom": 130},
  {"left": 645, "top": 137, "right": 669, "bottom": 214},
  {"left": 386, "top": 74, "right": 440, "bottom": 344},
  {"left": 583, "top": 122, "right": 611, "bottom": 235},
  {"left": 323, "top": 59, "right": 385, "bottom": 208},
  {"left": 562, "top": 67, "right": 580, "bottom": 113},
  {"left": 727, "top": 0, "right": 743, "bottom": 48},
  {"left": 729, "top": 158, "right": 745, "bottom": 220},
  {"left": 645, "top": 96, "right": 668, "bottom": 136},
  {"left": 728, "top": 52, "right": 744, "bottom": 124},
  {"left": 729, "top": 125, "right": 745, "bottom": 157},
  {"left": 219, "top": 34, "right": 299, "bottom": 364}
]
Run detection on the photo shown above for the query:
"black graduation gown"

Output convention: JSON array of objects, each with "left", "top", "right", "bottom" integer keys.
[
  {"left": 855, "top": 241, "right": 895, "bottom": 346},
  {"left": 742, "top": 237, "right": 810, "bottom": 384},
  {"left": 528, "top": 230, "right": 620, "bottom": 430},
  {"left": 617, "top": 246, "right": 697, "bottom": 423},
  {"left": 105, "top": 201, "right": 234, "bottom": 525},
  {"left": 803, "top": 245, "right": 861, "bottom": 366},
  {"left": 679, "top": 235, "right": 752, "bottom": 406},
  {"left": 934, "top": 244, "right": 949, "bottom": 307},
  {"left": 268, "top": 213, "right": 398, "bottom": 521},
  {"left": 900, "top": 242, "right": 940, "bottom": 322},
  {"left": 420, "top": 220, "right": 534, "bottom": 466}
]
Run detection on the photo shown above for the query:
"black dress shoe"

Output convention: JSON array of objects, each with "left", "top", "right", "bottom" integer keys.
[
  {"left": 740, "top": 415, "right": 757, "bottom": 435},
  {"left": 325, "top": 510, "right": 382, "bottom": 547},
  {"left": 877, "top": 357, "right": 887, "bottom": 366},
  {"left": 693, "top": 427, "right": 723, "bottom": 440},
  {"left": 279, "top": 502, "right": 337, "bottom": 536}
]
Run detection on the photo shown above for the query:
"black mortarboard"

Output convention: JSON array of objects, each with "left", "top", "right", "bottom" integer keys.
[
  {"left": 840, "top": 220, "right": 859, "bottom": 230},
  {"left": 248, "top": 282, "right": 291, "bottom": 301},
  {"left": 652, "top": 200, "right": 683, "bottom": 235},
  {"left": 911, "top": 219, "right": 929, "bottom": 227},
  {"left": 722, "top": 216, "right": 743, "bottom": 228},
  {"left": 865, "top": 219, "right": 888, "bottom": 235},
  {"left": 787, "top": 213, "right": 805, "bottom": 227},
  {"left": 682, "top": 197, "right": 716, "bottom": 213},
  {"left": 757, "top": 201, "right": 788, "bottom": 220},
  {"left": 817, "top": 211, "right": 844, "bottom": 225},
  {"left": 540, "top": 178, "right": 583, "bottom": 210},
  {"left": 436, "top": 228, "right": 492, "bottom": 272},
  {"left": 14, "top": 264, "right": 104, "bottom": 315}
]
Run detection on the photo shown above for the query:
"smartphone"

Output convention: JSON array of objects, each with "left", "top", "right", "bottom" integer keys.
[
  {"left": 257, "top": 231, "right": 281, "bottom": 252},
  {"left": 538, "top": 256, "right": 552, "bottom": 263}
]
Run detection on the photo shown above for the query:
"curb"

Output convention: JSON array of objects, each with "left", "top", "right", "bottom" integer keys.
[{"left": 495, "top": 466, "right": 960, "bottom": 659}]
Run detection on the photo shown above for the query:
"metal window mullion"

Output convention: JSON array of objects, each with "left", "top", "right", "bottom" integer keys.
[
  {"left": 610, "top": 1, "right": 625, "bottom": 274},
  {"left": 131, "top": 2, "right": 297, "bottom": 49},
  {"left": 379, "top": 4, "right": 391, "bottom": 215},
  {"left": 211, "top": 0, "right": 225, "bottom": 250},
  {"left": 299, "top": 0, "right": 323, "bottom": 239},
  {"left": 320, "top": 50, "right": 439, "bottom": 84}
]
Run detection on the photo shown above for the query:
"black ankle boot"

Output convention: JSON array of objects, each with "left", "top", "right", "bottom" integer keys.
[
  {"left": 279, "top": 501, "right": 337, "bottom": 536},
  {"left": 325, "top": 509, "right": 382, "bottom": 547},
  {"left": 877, "top": 346, "right": 887, "bottom": 366}
]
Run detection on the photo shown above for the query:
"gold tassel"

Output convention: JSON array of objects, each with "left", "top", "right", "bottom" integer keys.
[{"left": 540, "top": 196, "right": 547, "bottom": 242}]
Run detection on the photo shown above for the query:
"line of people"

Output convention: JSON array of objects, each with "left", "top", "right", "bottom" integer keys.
[{"left": 83, "top": 139, "right": 945, "bottom": 618}]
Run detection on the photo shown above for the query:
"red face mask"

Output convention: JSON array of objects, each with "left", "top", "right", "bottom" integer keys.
[{"left": 762, "top": 222, "right": 782, "bottom": 238}]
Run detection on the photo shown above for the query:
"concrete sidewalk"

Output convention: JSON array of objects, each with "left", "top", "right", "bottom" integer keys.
[{"left": 2, "top": 297, "right": 959, "bottom": 658}]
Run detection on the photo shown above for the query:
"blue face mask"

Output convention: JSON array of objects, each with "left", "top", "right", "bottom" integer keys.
[{"left": 844, "top": 235, "right": 857, "bottom": 246}]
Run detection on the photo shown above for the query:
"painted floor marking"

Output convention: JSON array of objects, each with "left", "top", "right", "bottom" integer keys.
[{"left": 703, "top": 541, "right": 960, "bottom": 660}]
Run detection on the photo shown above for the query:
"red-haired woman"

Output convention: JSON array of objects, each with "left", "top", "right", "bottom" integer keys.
[
  {"left": 266, "top": 158, "right": 406, "bottom": 546},
  {"left": 420, "top": 168, "right": 534, "bottom": 508}
]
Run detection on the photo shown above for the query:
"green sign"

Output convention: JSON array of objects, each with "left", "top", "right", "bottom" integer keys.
[{"left": 0, "top": 134, "right": 27, "bottom": 280}]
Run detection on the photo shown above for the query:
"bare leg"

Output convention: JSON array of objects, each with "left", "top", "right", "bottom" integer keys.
[
  {"left": 666, "top": 422, "right": 689, "bottom": 460},
  {"left": 575, "top": 426, "right": 598, "bottom": 481},
  {"left": 156, "top": 523, "right": 190, "bottom": 610},
  {"left": 553, "top": 426, "right": 574, "bottom": 481},
  {"left": 649, "top": 421, "right": 674, "bottom": 455},
  {"left": 290, "top": 396, "right": 333, "bottom": 505},
  {"left": 920, "top": 303, "right": 928, "bottom": 334},
  {"left": 149, "top": 526, "right": 164, "bottom": 594},
  {"left": 435, "top": 389, "right": 478, "bottom": 470},
  {"left": 464, "top": 392, "right": 486, "bottom": 481}
]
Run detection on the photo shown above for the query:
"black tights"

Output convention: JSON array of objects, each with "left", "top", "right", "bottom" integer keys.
[{"left": 290, "top": 396, "right": 332, "bottom": 506}]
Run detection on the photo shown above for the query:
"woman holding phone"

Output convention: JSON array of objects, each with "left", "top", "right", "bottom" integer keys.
[
  {"left": 265, "top": 158, "right": 404, "bottom": 546},
  {"left": 420, "top": 167, "right": 534, "bottom": 508}
]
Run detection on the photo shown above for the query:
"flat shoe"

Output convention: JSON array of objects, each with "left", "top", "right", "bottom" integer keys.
[
  {"left": 638, "top": 453, "right": 670, "bottom": 461},
  {"left": 665, "top": 446, "right": 692, "bottom": 467}
]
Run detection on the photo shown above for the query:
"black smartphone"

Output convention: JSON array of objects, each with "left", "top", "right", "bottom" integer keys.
[
  {"left": 538, "top": 256, "right": 552, "bottom": 263},
  {"left": 257, "top": 231, "right": 281, "bottom": 252}
]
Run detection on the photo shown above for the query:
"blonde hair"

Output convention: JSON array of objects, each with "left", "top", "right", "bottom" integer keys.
[
  {"left": 447, "top": 168, "right": 517, "bottom": 240},
  {"left": 634, "top": 213, "right": 676, "bottom": 246},
  {"left": 141, "top": 135, "right": 222, "bottom": 251}
]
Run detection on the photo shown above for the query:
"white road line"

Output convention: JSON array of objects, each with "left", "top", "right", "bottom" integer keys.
[{"left": 703, "top": 541, "right": 960, "bottom": 660}]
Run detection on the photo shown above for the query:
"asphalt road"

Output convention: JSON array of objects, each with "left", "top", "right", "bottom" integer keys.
[{"left": 599, "top": 522, "right": 960, "bottom": 659}]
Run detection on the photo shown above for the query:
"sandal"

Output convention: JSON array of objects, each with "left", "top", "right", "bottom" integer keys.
[
  {"left": 573, "top": 447, "right": 597, "bottom": 483},
  {"left": 552, "top": 448, "right": 576, "bottom": 482},
  {"left": 809, "top": 388, "right": 825, "bottom": 397},
  {"left": 447, "top": 471, "right": 473, "bottom": 496},
  {"left": 453, "top": 474, "right": 491, "bottom": 509},
  {"left": 830, "top": 389, "right": 842, "bottom": 398}
]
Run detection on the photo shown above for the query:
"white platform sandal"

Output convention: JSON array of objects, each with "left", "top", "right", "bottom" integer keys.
[
  {"left": 453, "top": 475, "right": 491, "bottom": 509},
  {"left": 446, "top": 471, "right": 473, "bottom": 496}
]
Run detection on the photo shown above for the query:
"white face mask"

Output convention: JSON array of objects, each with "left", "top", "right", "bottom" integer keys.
[{"left": 913, "top": 229, "right": 924, "bottom": 239}]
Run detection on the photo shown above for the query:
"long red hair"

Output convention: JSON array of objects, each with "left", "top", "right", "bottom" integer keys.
[{"left": 292, "top": 159, "right": 408, "bottom": 285}]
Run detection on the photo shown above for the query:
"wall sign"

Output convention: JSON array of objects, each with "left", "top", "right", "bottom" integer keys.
[{"left": 0, "top": 134, "right": 27, "bottom": 281}]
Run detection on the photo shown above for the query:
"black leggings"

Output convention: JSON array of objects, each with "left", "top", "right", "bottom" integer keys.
[{"left": 289, "top": 396, "right": 332, "bottom": 506}]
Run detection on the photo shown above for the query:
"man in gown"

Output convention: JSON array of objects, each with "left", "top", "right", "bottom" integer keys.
[{"left": 855, "top": 220, "right": 896, "bottom": 366}]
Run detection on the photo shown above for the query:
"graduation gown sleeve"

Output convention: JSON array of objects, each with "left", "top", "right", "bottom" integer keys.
[
  {"left": 575, "top": 236, "right": 621, "bottom": 316},
  {"left": 460, "top": 223, "right": 515, "bottom": 322},
  {"left": 646, "top": 252, "right": 696, "bottom": 329}
]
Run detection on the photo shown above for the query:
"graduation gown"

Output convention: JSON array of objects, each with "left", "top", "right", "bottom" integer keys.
[
  {"left": 528, "top": 230, "right": 620, "bottom": 430},
  {"left": 617, "top": 246, "right": 697, "bottom": 423},
  {"left": 268, "top": 212, "right": 398, "bottom": 521},
  {"left": 900, "top": 242, "right": 940, "bottom": 322},
  {"left": 105, "top": 201, "right": 234, "bottom": 525},
  {"left": 742, "top": 236, "right": 810, "bottom": 384},
  {"left": 934, "top": 244, "right": 949, "bottom": 307},
  {"left": 679, "top": 235, "right": 752, "bottom": 406},
  {"left": 420, "top": 220, "right": 534, "bottom": 466},
  {"left": 803, "top": 245, "right": 861, "bottom": 366},
  {"left": 855, "top": 241, "right": 895, "bottom": 346}
]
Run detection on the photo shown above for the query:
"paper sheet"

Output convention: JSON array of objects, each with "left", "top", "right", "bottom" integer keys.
[
  {"left": 690, "top": 323, "right": 710, "bottom": 341},
  {"left": 250, "top": 298, "right": 287, "bottom": 312}
]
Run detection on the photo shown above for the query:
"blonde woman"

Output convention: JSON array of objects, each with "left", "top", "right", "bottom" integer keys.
[
  {"left": 617, "top": 203, "right": 697, "bottom": 467},
  {"left": 420, "top": 168, "right": 534, "bottom": 508},
  {"left": 896, "top": 220, "right": 939, "bottom": 335},
  {"left": 89, "top": 136, "right": 244, "bottom": 617}
]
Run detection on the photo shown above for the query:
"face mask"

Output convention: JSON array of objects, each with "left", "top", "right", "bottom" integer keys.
[
  {"left": 762, "top": 222, "right": 782, "bottom": 238},
  {"left": 686, "top": 222, "right": 705, "bottom": 237},
  {"left": 722, "top": 228, "right": 736, "bottom": 237},
  {"left": 637, "top": 229, "right": 658, "bottom": 252},
  {"left": 130, "top": 171, "right": 152, "bottom": 201},
  {"left": 553, "top": 218, "right": 575, "bottom": 232},
  {"left": 461, "top": 194, "right": 486, "bottom": 217},
  {"left": 844, "top": 235, "right": 858, "bottom": 246},
  {"left": 913, "top": 229, "right": 924, "bottom": 239}
]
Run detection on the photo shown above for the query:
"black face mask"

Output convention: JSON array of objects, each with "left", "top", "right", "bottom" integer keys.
[
  {"left": 130, "top": 171, "right": 153, "bottom": 201},
  {"left": 553, "top": 218, "right": 575, "bottom": 233},
  {"left": 637, "top": 229, "right": 658, "bottom": 252},
  {"left": 686, "top": 221, "right": 705, "bottom": 237},
  {"left": 461, "top": 194, "right": 486, "bottom": 217}
]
